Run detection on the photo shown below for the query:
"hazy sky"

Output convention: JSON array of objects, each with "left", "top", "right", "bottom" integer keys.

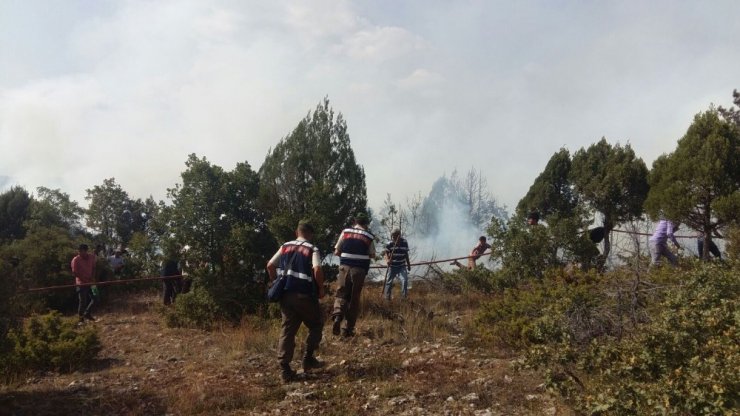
[{"left": 1, "top": 0, "right": 739, "bottom": 212}]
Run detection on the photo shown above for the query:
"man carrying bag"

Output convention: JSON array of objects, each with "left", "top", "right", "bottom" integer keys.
[{"left": 266, "top": 221, "right": 326, "bottom": 382}]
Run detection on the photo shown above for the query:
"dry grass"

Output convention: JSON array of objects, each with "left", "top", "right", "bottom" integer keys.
[{"left": 2, "top": 284, "right": 572, "bottom": 415}]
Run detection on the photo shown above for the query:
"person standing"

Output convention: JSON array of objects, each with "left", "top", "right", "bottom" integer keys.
[
  {"left": 267, "top": 222, "right": 325, "bottom": 382},
  {"left": 649, "top": 219, "right": 681, "bottom": 267},
  {"left": 383, "top": 229, "right": 411, "bottom": 300},
  {"left": 697, "top": 232, "right": 722, "bottom": 260},
  {"left": 332, "top": 213, "right": 375, "bottom": 338},
  {"left": 71, "top": 244, "right": 97, "bottom": 324},
  {"left": 108, "top": 249, "right": 125, "bottom": 277},
  {"left": 161, "top": 252, "right": 182, "bottom": 306}
]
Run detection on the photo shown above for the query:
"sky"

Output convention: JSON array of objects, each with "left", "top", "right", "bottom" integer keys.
[{"left": 1, "top": 0, "right": 739, "bottom": 213}]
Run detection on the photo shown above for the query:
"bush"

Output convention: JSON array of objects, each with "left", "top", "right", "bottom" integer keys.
[
  {"left": 514, "top": 264, "right": 739, "bottom": 415},
  {"left": 475, "top": 271, "right": 608, "bottom": 349},
  {"left": 164, "top": 286, "right": 223, "bottom": 330},
  {"left": 2, "top": 311, "right": 101, "bottom": 376}
]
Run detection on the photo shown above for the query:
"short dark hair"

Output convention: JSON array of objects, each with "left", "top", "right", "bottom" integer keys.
[
  {"left": 354, "top": 212, "right": 369, "bottom": 226},
  {"left": 297, "top": 221, "right": 315, "bottom": 235},
  {"left": 78, "top": 244, "right": 89, "bottom": 251},
  {"left": 479, "top": 236, "right": 487, "bottom": 242},
  {"left": 391, "top": 229, "right": 401, "bottom": 238},
  {"left": 527, "top": 211, "right": 540, "bottom": 221}
]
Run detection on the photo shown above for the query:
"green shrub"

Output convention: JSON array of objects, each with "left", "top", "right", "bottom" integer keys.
[
  {"left": 475, "top": 271, "right": 609, "bottom": 349},
  {"left": 518, "top": 264, "right": 739, "bottom": 415},
  {"left": 164, "top": 286, "right": 222, "bottom": 330},
  {"left": 2, "top": 311, "right": 101, "bottom": 376}
]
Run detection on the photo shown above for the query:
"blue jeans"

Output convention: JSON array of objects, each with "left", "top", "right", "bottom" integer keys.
[
  {"left": 649, "top": 240, "right": 677, "bottom": 267},
  {"left": 384, "top": 266, "right": 409, "bottom": 299}
]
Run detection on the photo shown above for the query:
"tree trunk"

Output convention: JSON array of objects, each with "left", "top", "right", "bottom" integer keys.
[{"left": 602, "top": 217, "right": 613, "bottom": 261}]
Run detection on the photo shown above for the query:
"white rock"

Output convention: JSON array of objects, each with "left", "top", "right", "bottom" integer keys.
[
  {"left": 462, "top": 393, "right": 479, "bottom": 402},
  {"left": 446, "top": 396, "right": 455, "bottom": 402},
  {"left": 409, "top": 346, "right": 421, "bottom": 354},
  {"left": 503, "top": 375, "right": 512, "bottom": 383}
]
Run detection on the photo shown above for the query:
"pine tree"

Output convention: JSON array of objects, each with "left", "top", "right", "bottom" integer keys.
[
  {"left": 645, "top": 109, "right": 740, "bottom": 259},
  {"left": 258, "top": 98, "right": 368, "bottom": 257}
]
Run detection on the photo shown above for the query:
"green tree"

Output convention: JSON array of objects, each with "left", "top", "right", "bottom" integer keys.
[
  {"left": 85, "top": 178, "right": 132, "bottom": 248},
  {"left": 0, "top": 186, "right": 32, "bottom": 242},
  {"left": 516, "top": 148, "right": 579, "bottom": 220},
  {"left": 166, "top": 154, "right": 275, "bottom": 321},
  {"left": 167, "top": 155, "right": 273, "bottom": 271},
  {"left": 258, "top": 98, "right": 367, "bottom": 256},
  {"left": 645, "top": 110, "right": 740, "bottom": 259},
  {"left": 516, "top": 149, "right": 601, "bottom": 270},
  {"left": 718, "top": 89, "right": 739, "bottom": 126},
  {"left": 26, "top": 187, "right": 85, "bottom": 233},
  {"left": 570, "top": 139, "right": 649, "bottom": 260}
]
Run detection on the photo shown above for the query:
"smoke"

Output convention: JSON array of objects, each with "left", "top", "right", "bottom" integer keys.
[
  {"left": 410, "top": 198, "right": 488, "bottom": 270},
  {"left": 371, "top": 170, "right": 508, "bottom": 278}
]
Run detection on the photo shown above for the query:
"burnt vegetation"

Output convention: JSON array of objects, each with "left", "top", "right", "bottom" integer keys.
[{"left": 1, "top": 94, "right": 740, "bottom": 415}]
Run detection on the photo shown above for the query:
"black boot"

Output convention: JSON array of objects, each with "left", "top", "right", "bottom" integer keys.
[
  {"left": 332, "top": 316, "right": 342, "bottom": 336},
  {"left": 302, "top": 354, "right": 325, "bottom": 372},
  {"left": 280, "top": 365, "right": 297, "bottom": 383}
]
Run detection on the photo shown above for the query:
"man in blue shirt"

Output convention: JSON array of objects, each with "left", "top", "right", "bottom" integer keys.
[
  {"left": 332, "top": 213, "right": 375, "bottom": 338},
  {"left": 383, "top": 229, "right": 411, "bottom": 300}
]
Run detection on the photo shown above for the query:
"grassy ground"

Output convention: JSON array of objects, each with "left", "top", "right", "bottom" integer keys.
[{"left": 0, "top": 283, "right": 572, "bottom": 415}]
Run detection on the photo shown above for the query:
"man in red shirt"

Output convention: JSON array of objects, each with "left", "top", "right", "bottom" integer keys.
[{"left": 71, "top": 244, "right": 97, "bottom": 323}]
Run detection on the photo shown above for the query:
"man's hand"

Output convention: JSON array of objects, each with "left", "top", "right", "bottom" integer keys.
[{"left": 318, "top": 285, "right": 325, "bottom": 299}]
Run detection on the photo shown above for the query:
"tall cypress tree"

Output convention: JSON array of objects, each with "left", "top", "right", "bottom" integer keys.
[{"left": 258, "top": 98, "right": 368, "bottom": 257}]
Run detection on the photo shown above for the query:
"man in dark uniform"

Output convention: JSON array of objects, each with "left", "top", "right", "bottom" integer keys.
[
  {"left": 161, "top": 252, "right": 182, "bottom": 306},
  {"left": 267, "top": 222, "right": 326, "bottom": 382},
  {"left": 332, "top": 213, "right": 375, "bottom": 338}
]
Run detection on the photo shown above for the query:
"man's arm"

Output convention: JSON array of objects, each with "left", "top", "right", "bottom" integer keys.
[
  {"left": 334, "top": 235, "right": 343, "bottom": 256},
  {"left": 91, "top": 256, "right": 97, "bottom": 282},
  {"left": 314, "top": 266, "right": 325, "bottom": 299},
  {"left": 266, "top": 248, "right": 282, "bottom": 282},
  {"left": 266, "top": 262, "right": 277, "bottom": 282},
  {"left": 668, "top": 223, "right": 681, "bottom": 248}
]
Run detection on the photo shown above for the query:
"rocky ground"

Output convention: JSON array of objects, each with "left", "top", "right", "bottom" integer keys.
[{"left": 1, "top": 288, "right": 572, "bottom": 415}]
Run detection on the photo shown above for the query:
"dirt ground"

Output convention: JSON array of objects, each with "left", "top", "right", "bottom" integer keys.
[{"left": 1, "top": 288, "right": 572, "bottom": 416}]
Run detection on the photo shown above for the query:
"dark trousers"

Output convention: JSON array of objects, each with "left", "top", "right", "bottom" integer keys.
[
  {"left": 278, "top": 292, "right": 324, "bottom": 368},
  {"left": 332, "top": 265, "right": 367, "bottom": 332},
  {"left": 163, "top": 277, "right": 182, "bottom": 305},
  {"left": 77, "top": 286, "right": 95, "bottom": 317},
  {"left": 697, "top": 239, "right": 721, "bottom": 259}
]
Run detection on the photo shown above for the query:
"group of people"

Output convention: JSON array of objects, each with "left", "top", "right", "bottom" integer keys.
[
  {"left": 648, "top": 219, "right": 722, "bottom": 266},
  {"left": 267, "top": 212, "right": 500, "bottom": 382},
  {"left": 69, "top": 242, "right": 189, "bottom": 325},
  {"left": 69, "top": 210, "right": 722, "bottom": 382},
  {"left": 268, "top": 213, "right": 404, "bottom": 381}
]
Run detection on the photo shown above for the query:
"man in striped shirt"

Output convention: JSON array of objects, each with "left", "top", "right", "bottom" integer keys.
[
  {"left": 383, "top": 229, "right": 411, "bottom": 300},
  {"left": 332, "top": 213, "right": 375, "bottom": 338}
]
